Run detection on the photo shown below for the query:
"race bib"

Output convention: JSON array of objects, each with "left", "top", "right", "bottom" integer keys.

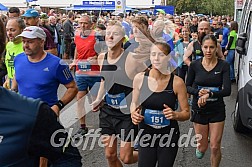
[
  {"left": 144, "top": 109, "right": 170, "bottom": 129},
  {"left": 105, "top": 92, "right": 127, "bottom": 109},
  {"left": 78, "top": 61, "right": 91, "bottom": 72},
  {"left": 198, "top": 86, "right": 220, "bottom": 101}
]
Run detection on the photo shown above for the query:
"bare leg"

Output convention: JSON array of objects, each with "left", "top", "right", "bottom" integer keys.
[
  {"left": 120, "top": 141, "right": 138, "bottom": 164},
  {"left": 209, "top": 121, "right": 225, "bottom": 167},
  {"left": 102, "top": 135, "right": 123, "bottom": 167}
]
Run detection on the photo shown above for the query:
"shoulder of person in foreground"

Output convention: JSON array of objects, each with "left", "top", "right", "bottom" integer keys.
[{"left": 28, "top": 103, "right": 82, "bottom": 166}]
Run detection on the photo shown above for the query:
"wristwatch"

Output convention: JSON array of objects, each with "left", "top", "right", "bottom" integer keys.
[{"left": 55, "top": 100, "right": 65, "bottom": 111}]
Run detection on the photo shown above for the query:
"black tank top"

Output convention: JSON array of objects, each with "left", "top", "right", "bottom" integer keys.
[
  {"left": 192, "top": 41, "right": 204, "bottom": 60},
  {"left": 139, "top": 71, "right": 179, "bottom": 133},
  {"left": 101, "top": 51, "right": 133, "bottom": 115}
]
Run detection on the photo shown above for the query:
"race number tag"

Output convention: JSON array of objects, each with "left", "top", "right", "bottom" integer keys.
[
  {"left": 78, "top": 61, "right": 91, "bottom": 72},
  {"left": 144, "top": 109, "right": 170, "bottom": 129},
  {"left": 198, "top": 86, "right": 220, "bottom": 101},
  {"left": 105, "top": 92, "right": 127, "bottom": 109}
]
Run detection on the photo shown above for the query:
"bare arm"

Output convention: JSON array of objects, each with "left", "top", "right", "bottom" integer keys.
[
  {"left": 130, "top": 72, "right": 145, "bottom": 125},
  {"left": 172, "top": 76, "right": 190, "bottom": 121},
  {"left": 11, "top": 75, "right": 18, "bottom": 92},
  {"left": 51, "top": 80, "right": 78, "bottom": 115},
  {"left": 217, "top": 43, "right": 225, "bottom": 60},
  {"left": 183, "top": 41, "right": 194, "bottom": 66},
  {"left": 218, "top": 35, "right": 223, "bottom": 43},
  {"left": 91, "top": 53, "right": 106, "bottom": 111}
]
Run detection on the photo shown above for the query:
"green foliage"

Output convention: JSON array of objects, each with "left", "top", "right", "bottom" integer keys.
[{"left": 166, "top": 0, "right": 234, "bottom": 16}]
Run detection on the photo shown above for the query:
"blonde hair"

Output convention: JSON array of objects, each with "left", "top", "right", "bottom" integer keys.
[{"left": 106, "top": 20, "right": 126, "bottom": 37}]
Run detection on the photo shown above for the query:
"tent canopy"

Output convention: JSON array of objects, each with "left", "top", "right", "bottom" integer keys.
[{"left": 0, "top": 3, "right": 8, "bottom": 11}]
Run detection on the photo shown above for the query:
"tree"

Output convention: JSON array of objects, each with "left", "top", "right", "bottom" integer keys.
[{"left": 168, "top": 0, "right": 234, "bottom": 16}]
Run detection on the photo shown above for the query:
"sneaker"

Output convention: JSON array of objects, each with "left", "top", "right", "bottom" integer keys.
[
  {"left": 73, "top": 127, "right": 89, "bottom": 138},
  {"left": 196, "top": 149, "right": 205, "bottom": 159}
]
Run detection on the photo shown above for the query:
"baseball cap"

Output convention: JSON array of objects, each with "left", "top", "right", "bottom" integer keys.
[
  {"left": 22, "top": 8, "right": 40, "bottom": 18},
  {"left": 16, "top": 26, "right": 46, "bottom": 40}
]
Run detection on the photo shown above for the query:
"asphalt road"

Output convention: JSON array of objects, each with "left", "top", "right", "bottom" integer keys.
[{"left": 58, "top": 84, "right": 252, "bottom": 167}]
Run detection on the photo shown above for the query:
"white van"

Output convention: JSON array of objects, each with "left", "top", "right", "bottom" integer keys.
[{"left": 233, "top": 0, "right": 252, "bottom": 132}]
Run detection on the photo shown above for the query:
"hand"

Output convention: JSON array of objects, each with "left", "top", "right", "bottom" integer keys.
[
  {"left": 224, "top": 50, "right": 228, "bottom": 56},
  {"left": 197, "top": 94, "right": 209, "bottom": 108},
  {"left": 51, "top": 105, "right": 60, "bottom": 116},
  {"left": 3, "top": 80, "right": 10, "bottom": 89},
  {"left": 198, "top": 88, "right": 209, "bottom": 97},
  {"left": 87, "top": 56, "right": 97, "bottom": 65},
  {"left": 69, "top": 62, "right": 75, "bottom": 70},
  {"left": 91, "top": 99, "right": 103, "bottom": 112},
  {"left": 131, "top": 108, "right": 144, "bottom": 125},
  {"left": 163, "top": 104, "right": 177, "bottom": 120}
]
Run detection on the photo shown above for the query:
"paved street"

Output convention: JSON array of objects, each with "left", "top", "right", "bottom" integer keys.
[{"left": 58, "top": 84, "right": 252, "bottom": 167}]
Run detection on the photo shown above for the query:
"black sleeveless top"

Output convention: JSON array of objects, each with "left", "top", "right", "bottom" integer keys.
[
  {"left": 101, "top": 51, "right": 133, "bottom": 115},
  {"left": 139, "top": 71, "right": 179, "bottom": 133},
  {"left": 192, "top": 41, "right": 204, "bottom": 60}
]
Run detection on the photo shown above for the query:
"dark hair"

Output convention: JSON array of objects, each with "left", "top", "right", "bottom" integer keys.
[
  {"left": 217, "top": 21, "right": 223, "bottom": 26},
  {"left": 68, "top": 12, "right": 74, "bottom": 19},
  {"left": 9, "top": 7, "right": 20, "bottom": 14},
  {"left": 221, "top": 17, "right": 227, "bottom": 22},
  {"left": 131, "top": 16, "right": 149, "bottom": 28},
  {"left": 202, "top": 34, "right": 218, "bottom": 47},
  {"left": 97, "top": 24, "right": 106, "bottom": 30},
  {"left": 0, "top": 19, "right": 6, "bottom": 55},
  {"left": 230, "top": 21, "right": 238, "bottom": 33},
  {"left": 152, "top": 41, "right": 171, "bottom": 55}
]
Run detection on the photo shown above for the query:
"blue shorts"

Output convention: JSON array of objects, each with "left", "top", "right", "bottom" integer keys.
[{"left": 75, "top": 75, "right": 101, "bottom": 94}]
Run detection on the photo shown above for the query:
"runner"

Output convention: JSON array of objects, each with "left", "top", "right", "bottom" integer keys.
[
  {"left": 131, "top": 41, "right": 190, "bottom": 167},
  {"left": 186, "top": 34, "right": 231, "bottom": 166},
  {"left": 72, "top": 15, "right": 102, "bottom": 137},
  {"left": 183, "top": 21, "right": 224, "bottom": 66},
  {"left": 3, "top": 18, "right": 25, "bottom": 89},
  {"left": 92, "top": 21, "right": 138, "bottom": 167}
]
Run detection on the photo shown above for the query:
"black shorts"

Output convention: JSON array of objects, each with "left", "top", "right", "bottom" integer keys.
[
  {"left": 99, "top": 107, "right": 138, "bottom": 142},
  {"left": 190, "top": 110, "right": 226, "bottom": 125}
]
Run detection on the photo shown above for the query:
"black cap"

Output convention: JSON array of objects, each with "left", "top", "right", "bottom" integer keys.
[{"left": 117, "top": 13, "right": 124, "bottom": 18}]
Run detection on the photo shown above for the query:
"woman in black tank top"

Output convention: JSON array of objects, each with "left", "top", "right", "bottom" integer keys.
[{"left": 131, "top": 42, "right": 190, "bottom": 167}]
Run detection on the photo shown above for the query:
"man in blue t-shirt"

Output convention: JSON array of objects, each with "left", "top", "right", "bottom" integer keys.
[
  {"left": 0, "top": 20, "right": 82, "bottom": 167},
  {"left": 218, "top": 21, "right": 230, "bottom": 53},
  {"left": 12, "top": 26, "right": 77, "bottom": 113},
  {"left": 11, "top": 26, "right": 78, "bottom": 166}
]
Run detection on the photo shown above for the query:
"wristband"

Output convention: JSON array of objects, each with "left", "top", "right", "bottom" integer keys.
[{"left": 55, "top": 100, "right": 65, "bottom": 111}]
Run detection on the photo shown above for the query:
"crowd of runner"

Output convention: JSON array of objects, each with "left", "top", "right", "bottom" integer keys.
[{"left": 0, "top": 6, "right": 237, "bottom": 167}]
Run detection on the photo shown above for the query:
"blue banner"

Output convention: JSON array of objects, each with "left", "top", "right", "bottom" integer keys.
[
  {"left": 26, "top": 0, "right": 38, "bottom": 2},
  {"left": 83, "top": 1, "right": 115, "bottom": 7}
]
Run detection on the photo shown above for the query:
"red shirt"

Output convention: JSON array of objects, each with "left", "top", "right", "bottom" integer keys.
[{"left": 75, "top": 30, "right": 100, "bottom": 75}]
